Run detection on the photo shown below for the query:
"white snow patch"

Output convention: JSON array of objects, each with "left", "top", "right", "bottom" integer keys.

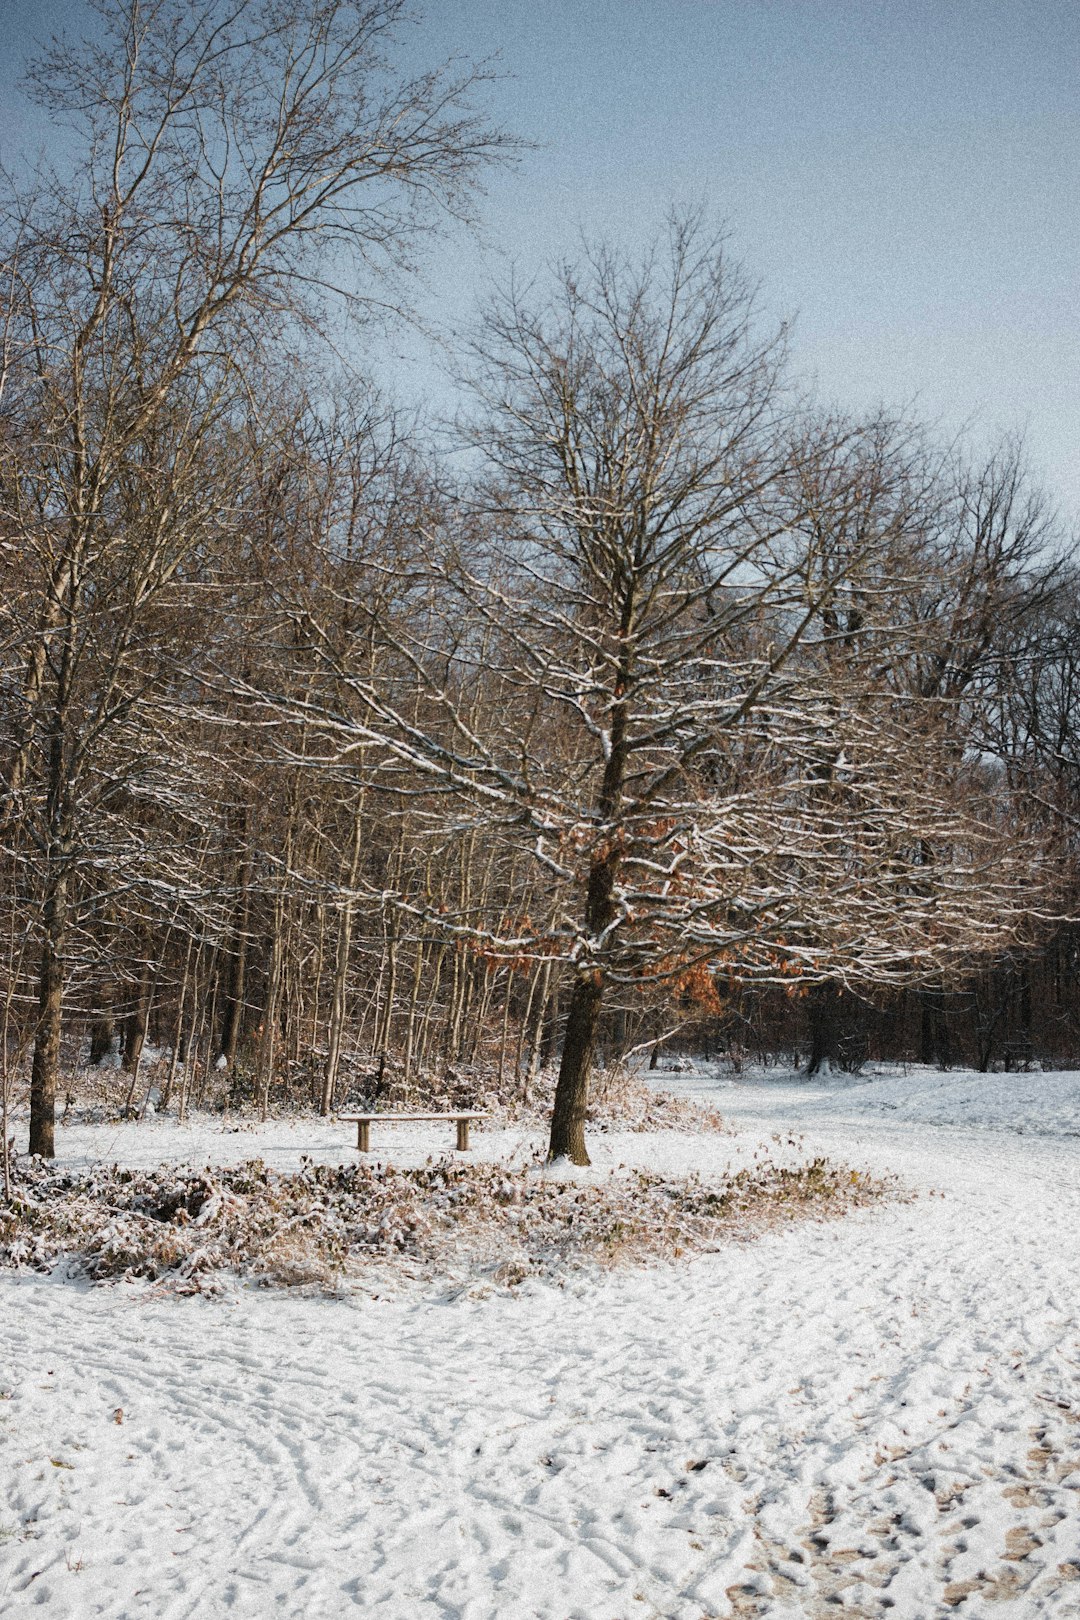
[
  {"left": 687, "top": 1062, "right": 1080, "bottom": 1138},
  {"left": 1, "top": 1067, "right": 1079, "bottom": 1616}
]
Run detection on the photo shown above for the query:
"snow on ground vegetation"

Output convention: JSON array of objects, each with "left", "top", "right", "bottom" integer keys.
[{"left": 1, "top": 1064, "right": 1079, "bottom": 1616}]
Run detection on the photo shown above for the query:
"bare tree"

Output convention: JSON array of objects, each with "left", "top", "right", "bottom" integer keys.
[
  {"left": 257, "top": 217, "right": 1052, "bottom": 1161},
  {"left": 0, "top": 0, "right": 511, "bottom": 1156}
]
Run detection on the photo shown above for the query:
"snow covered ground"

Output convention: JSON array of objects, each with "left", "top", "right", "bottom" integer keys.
[{"left": 2, "top": 1066, "right": 1079, "bottom": 1618}]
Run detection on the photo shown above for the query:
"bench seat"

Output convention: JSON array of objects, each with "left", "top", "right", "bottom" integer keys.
[{"left": 340, "top": 1111, "right": 488, "bottom": 1152}]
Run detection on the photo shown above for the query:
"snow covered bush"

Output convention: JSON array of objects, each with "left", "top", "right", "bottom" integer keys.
[{"left": 0, "top": 1152, "right": 893, "bottom": 1291}]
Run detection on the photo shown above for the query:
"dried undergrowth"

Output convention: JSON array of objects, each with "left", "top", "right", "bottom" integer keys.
[
  {"left": 0, "top": 1152, "right": 894, "bottom": 1293},
  {"left": 344, "top": 1058, "right": 731, "bottom": 1135},
  {"left": 29, "top": 1051, "right": 731, "bottom": 1138}
]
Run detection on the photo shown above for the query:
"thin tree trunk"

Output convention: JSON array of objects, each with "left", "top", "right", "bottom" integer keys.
[
  {"left": 372, "top": 823, "right": 409, "bottom": 1062},
  {"left": 402, "top": 939, "right": 425, "bottom": 1089},
  {"left": 218, "top": 813, "right": 253, "bottom": 1069},
  {"left": 540, "top": 981, "right": 561, "bottom": 1069},
  {"left": 446, "top": 832, "right": 478, "bottom": 1063},
  {"left": 203, "top": 953, "right": 221, "bottom": 1107},
  {"left": 447, "top": 944, "right": 467, "bottom": 1062},
  {"left": 0, "top": 1033, "right": 12, "bottom": 1201},
  {"left": 308, "top": 898, "right": 327, "bottom": 1063},
  {"left": 0, "top": 903, "right": 19, "bottom": 1199},
  {"left": 89, "top": 1006, "right": 114, "bottom": 1066},
  {"left": 377, "top": 935, "right": 398, "bottom": 1060},
  {"left": 496, "top": 968, "right": 512, "bottom": 1091},
  {"left": 920, "top": 988, "right": 935, "bottom": 1066},
  {"left": 28, "top": 608, "right": 79, "bottom": 1160},
  {"left": 415, "top": 943, "right": 445, "bottom": 1076},
  {"left": 322, "top": 809, "right": 363, "bottom": 1115},
  {"left": 163, "top": 935, "right": 195, "bottom": 1113},
  {"left": 805, "top": 981, "right": 840, "bottom": 1076},
  {"left": 122, "top": 961, "right": 155, "bottom": 1118},
  {"left": 469, "top": 962, "right": 496, "bottom": 1063},
  {"left": 526, "top": 960, "right": 554, "bottom": 1101},
  {"left": 259, "top": 897, "right": 286, "bottom": 1120},
  {"left": 515, "top": 961, "right": 543, "bottom": 1089},
  {"left": 183, "top": 944, "right": 211, "bottom": 1121},
  {"left": 29, "top": 869, "right": 66, "bottom": 1159},
  {"left": 287, "top": 942, "right": 303, "bottom": 1067},
  {"left": 122, "top": 961, "right": 152, "bottom": 1076}
]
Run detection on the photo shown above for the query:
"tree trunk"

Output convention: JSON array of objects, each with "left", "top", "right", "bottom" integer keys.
[
  {"left": 89, "top": 1010, "right": 114, "bottom": 1066},
  {"left": 548, "top": 974, "right": 604, "bottom": 1165},
  {"left": 259, "top": 899, "right": 286, "bottom": 1120},
  {"left": 217, "top": 931, "right": 249, "bottom": 1070},
  {"left": 920, "top": 989, "right": 934, "bottom": 1066},
  {"left": 28, "top": 603, "right": 77, "bottom": 1159},
  {"left": 415, "top": 944, "right": 445, "bottom": 1077},
  {"left": 322, "top": 811, "right": 363, "bottom": 1115},
  {"left": 121, "top": 961, "right": 154, "bottom": 1116},
  {"left": 29, "top": 870, "right": 67, "bottom": 1158},
  {"left": 308, "top": 898, "right": 326, "bottom": 1061},
  {"left": 376, "top": 935, "right": 398, "bottom": 1061},
  {"left": 402, "top": 940, "right": 425, "bottom": 1089},
  {"left": 921, "top": 983, "right": 951, "bottom": 1068},
  {"left": 545, "top": 659, "right": 629, "bottom": 1165},
  {"left": 447, "top": 945, "right": 468, "bottom": 1062},
  {"left": 218, "top": 815, "right": 252, "bottom": 1069},
  {"left": 122, "top": 965, "right": 151, "bottom": 1075},
  {"left": 469, "top": 962, "right": 497, "bottom": 1064},
  {"left": 805, "top": 981, "right": 840, "bottom": 1076},
  {"left": 516, "top": 959, "right": 548, "bottom": 1100},
  {"left": 496, "top": 968, "right": 512, "bottom": 1091},
  {"left": 163, "top": 936, "right": 195, "bottom": 1112},
  {"left": 530, "top": 961, "right": 554, "bottom": 1091},
  {"left": 203, "top": 954, "right": 221, "bottom": 1103}
]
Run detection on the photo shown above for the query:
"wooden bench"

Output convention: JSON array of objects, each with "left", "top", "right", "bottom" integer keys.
[{"left": 340, "top": 1111, "right": 488, "bottom": 1153}]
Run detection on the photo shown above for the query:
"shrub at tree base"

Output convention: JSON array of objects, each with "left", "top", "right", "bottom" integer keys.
[
  {"left": 0, "top": 1156, "right": 896, "bottom": 1291},
  {"left": 337, "top": 1061, "right": 733, "bottom": 1135}
]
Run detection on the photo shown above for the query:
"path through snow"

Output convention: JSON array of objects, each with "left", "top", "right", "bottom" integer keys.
[{"left": 1, "top": 1067, "right": 1079, "bottom": 1617}]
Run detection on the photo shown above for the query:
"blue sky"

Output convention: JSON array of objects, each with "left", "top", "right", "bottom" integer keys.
[{"left": 3, "top": 0, "right": 1079, "bottom": 518}]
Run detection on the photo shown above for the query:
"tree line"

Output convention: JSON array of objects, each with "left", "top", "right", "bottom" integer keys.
[{"left": 2, "top": 0, "right": 1077, "bottom": 1168}]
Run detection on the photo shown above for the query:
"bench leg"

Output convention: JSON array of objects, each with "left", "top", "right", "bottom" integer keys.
[
  {"left": 357, "top": 1121, "right": 370, "bottom": 1152},
  {"left": 456, "top": 1118, "right": 470, "bottom": 1151}
]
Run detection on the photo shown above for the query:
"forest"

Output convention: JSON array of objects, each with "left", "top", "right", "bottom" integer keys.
[{"left": 2, "top": 0, "right": 1078, "bottom": 1171}]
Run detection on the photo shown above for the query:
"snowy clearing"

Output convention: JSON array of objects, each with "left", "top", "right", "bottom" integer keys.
[{"left": 2, "top": 1067, "right": 1080, "bottom": 1618}]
